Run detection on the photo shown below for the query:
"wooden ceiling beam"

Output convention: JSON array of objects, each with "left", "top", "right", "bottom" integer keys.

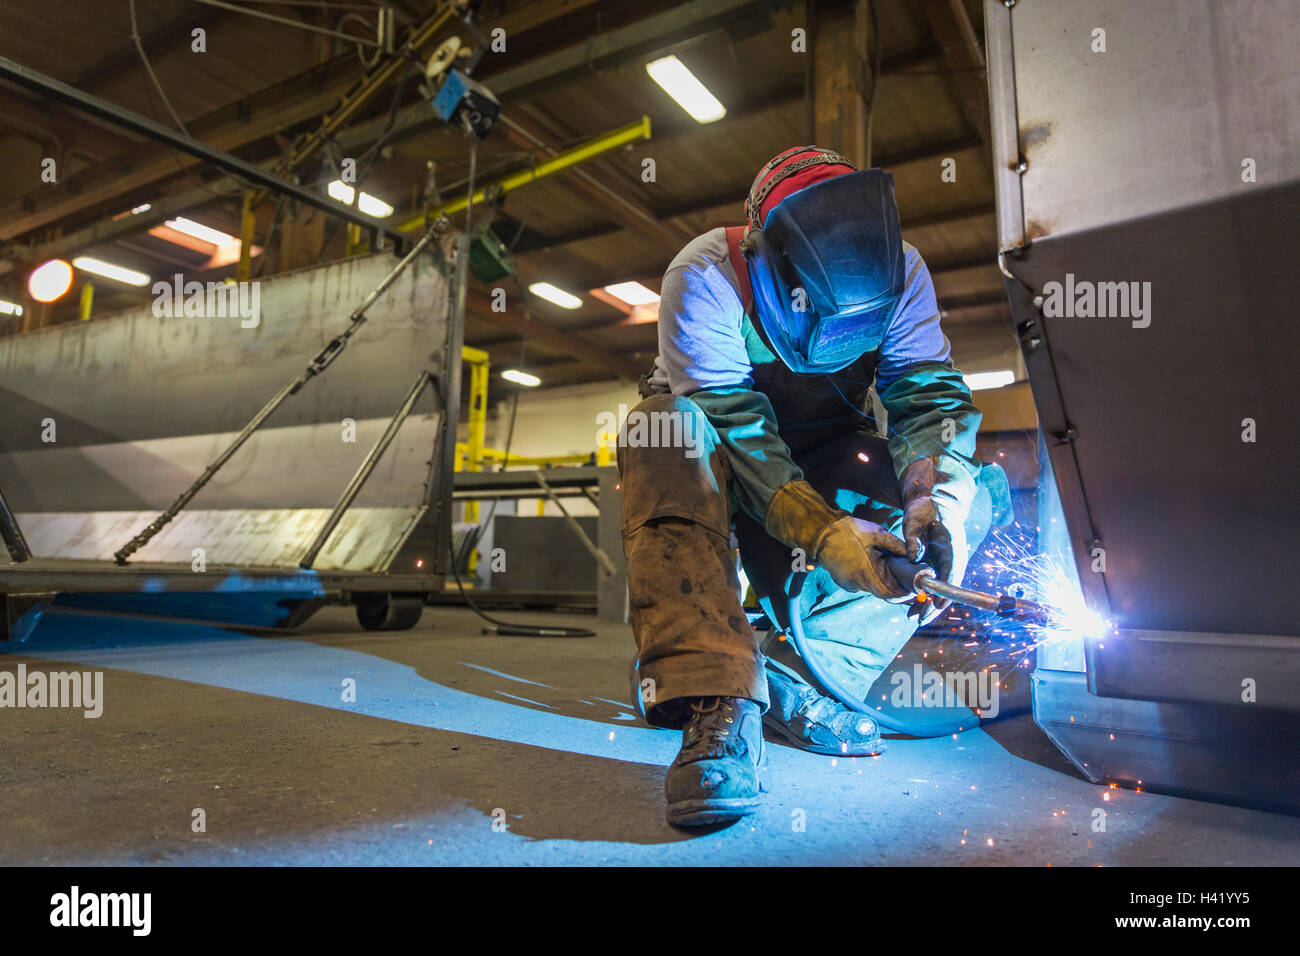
[
  {"left": 920, "top": 0, "right": 990, "bottom": 141},
  {"left": 0, "top": 0, "right": 632, "bottom": 243}
]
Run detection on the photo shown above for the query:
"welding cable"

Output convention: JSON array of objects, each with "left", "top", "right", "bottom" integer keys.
[
  {"left": 784, "top": 559, "right": 1058, "bottom": 717},
  {"left": 783, "top": 572, "right": 876, "bottom": 714}
]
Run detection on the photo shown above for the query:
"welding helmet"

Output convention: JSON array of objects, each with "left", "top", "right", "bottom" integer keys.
[{"left": 742, "top": 148, "right": 905, "bottom": 374}]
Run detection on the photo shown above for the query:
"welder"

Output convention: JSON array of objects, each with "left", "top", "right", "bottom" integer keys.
[{"left": 619, "top": 146, "right": 1009, "bottom": 827}]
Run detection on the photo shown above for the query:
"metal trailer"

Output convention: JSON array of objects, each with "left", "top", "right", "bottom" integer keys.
[
  {"left": 985, "top": 0, "right": 1300, "bottom": 813},
  {"left": 0, "top": 240, "right": 468, "bottom": 641},
  {"left": 0, "top": 52, "right": 659, "bottom": 643}
]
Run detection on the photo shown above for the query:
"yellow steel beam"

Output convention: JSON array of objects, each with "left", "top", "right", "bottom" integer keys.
[
  {"left": 78, "top": 282, "right": 93, "bottom": 321},
  {"left": 479, "top": 449, "right": 592, "bottom": 466},
  {"left": 460, "top": 346, "right": 491, "bottom": 533},
  {"left": 344, "top": 222, "right": 368, "bottom": 257},
  {"left": 399, "top": 115, "right": 653, "bottom": 232},
  {"left": 453, "top": 444, "right": 598, "bottom": 468}
]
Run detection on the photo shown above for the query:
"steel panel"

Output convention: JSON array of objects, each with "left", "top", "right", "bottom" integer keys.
[
  {"left": 0, "top": 416, "right": 438, "bottom": 512},
  {"left": 0, "top": 251, "right": 449, "bottom": 448},
  {"left": 987, "top": 0, "right": 1300, "bottom": 243},
  {"left": 14, "top": 507, "right": 421, "bottom": 572},
  {"left": 1007, "top": 183, "right": 1300, "bottom": 637},
  {"left": 0, "top": 249, "right": 456, "bottom": 576}
]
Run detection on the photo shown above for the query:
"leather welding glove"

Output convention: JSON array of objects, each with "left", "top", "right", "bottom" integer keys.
[
  {"left": 766, "top": 479, "right": 909, "bottom": 600},
  {"left": 900, "top": 458, "right": 969, "bottom": 622}
]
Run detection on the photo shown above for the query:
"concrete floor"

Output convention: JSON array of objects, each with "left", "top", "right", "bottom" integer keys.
[{"left": 2, "top": 604, "right": 1298, "bottom": 866}]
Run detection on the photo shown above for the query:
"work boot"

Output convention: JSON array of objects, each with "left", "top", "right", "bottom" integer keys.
[
  {"left": 762, "top": 667, "right": 885, "bottom": 756},
  {"left": 664, "top": 696, "right": 765, "bottom": 827}
]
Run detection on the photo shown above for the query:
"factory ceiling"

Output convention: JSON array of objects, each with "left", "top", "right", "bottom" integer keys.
[{"left": 0, "top": 0, "right": 1010, "bottom": 390}]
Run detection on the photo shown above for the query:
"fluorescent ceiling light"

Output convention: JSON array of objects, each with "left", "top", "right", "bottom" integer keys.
[
  {"left": 603, "top": 281, "right": 660, "bottom": 306},
  {"left": 501, "top": 369, "right": 541, "bottom": 387},
  {"left": 327, "top": 180, "right": 394, "bottom": 218},
  {"left": 112, "top": 202, "right": 155, "bottom": 222},
  {"left": 528, "top": 281, "right": 582, "bottom": 310},
  {"left": 27, "top": 259, "right": 74, "bottom": 302},
  {"left": 645, "top": 55, "right": 726, "bottom": 123},
  {"left": 72, "top": 256, "right": 150, "bottom": 287},
  {"left": 0, "top": 299, "right": 24, "bottom": 316},
  {"left": 165, "top": 217, "right": 236, "bottom": 246},
  {"left": 963, "top": 369, "right": 1016, "bottom": 391}
]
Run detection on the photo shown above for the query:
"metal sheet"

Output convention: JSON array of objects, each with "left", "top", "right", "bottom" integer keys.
[
  {"left": 0, "top": 251, "right": 449, "bottom": 448},
  {"left": 0, "top": 415, "right": 438, "bottom": 512},
  {"left": 989, "top": 0, "right": 1300, "bottom": 244},
  {"left": 988, "top": 0, "right": 1300, "bottom": 748},
  {"left": 1007, "top": 183, "right": 1300, "bottom": 638},
  {"left": 15, "top": 506, "right": 421, "bottom": 572},
  {"left": 983, "top": 0, "right": 1024, "bottom": 251},
  {"left": 492, "top": 515, "right": 601, "bottom": 592},
  {"left": 1034, "top": 668, "right": 1300, "bottom": 815},
  {"left": 1086, "top": 627, "right": 1300, "bottom": 709},
  {"left": 0, "top": 250, "right": 455, "bottom": 575}
]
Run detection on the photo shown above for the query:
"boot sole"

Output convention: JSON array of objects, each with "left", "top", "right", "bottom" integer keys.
[
  {"left": 762, "top": 713, "right": 886, "bottom": 756},
  {"left": 666, "top": 796, "right": 762, "bottom": 827}
]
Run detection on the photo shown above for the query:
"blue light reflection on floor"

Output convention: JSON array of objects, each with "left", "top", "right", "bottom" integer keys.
[{"left": 1, "top": 610, "right": 678, "bottom": 767}]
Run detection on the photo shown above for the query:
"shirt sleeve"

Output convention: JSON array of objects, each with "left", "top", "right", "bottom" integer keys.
[
  {"left": 875, "top": 246, "right": 952, "bottom": 393},
  {"left": 657, "top": 238, "right": 803, "bottom": 522},
  {"left": 658, "top": 246, "right": 754, "bottom": 395},
  {"left": 875, "top": 247, "right": 983, "bottom": 515}
]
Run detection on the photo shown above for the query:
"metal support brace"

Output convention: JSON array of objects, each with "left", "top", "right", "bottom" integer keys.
[
  {"left": 0, "top": 482, "right": 32, "bottom": 563},
  {"left": 534, "top": 471, "right": 617, "bottom": 578},
  {"left": 300, "top": 370, "right": 435, "bottom": 569},
  {"left": 0, "top": 56, "right": 409, "bottom": 250}
]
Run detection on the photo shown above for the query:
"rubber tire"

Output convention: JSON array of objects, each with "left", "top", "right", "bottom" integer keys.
[{"left": 355, "top": 593, "right": 424, "bottom": 631}]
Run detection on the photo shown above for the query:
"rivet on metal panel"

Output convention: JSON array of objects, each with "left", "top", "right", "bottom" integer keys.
[
  {"left": 1056, "top": 427, "right": 1080, "bottom": 444},
  {"left": 1016, "top": 317, "right": 1042, "bottom": 352},
  {"left": 1032, "top": 294, "right": 1044, "bottom": 309},
  {"left": 1003, "top": 0, "right": 1016, "bottom": 7},
  {"left": 1014, "top": 159, "right": 1029, "bottom": 174}
]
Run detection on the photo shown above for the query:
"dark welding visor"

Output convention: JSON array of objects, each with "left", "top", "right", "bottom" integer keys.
[{"left": 745, "top": 170, "right": 905, "bottom": 374}]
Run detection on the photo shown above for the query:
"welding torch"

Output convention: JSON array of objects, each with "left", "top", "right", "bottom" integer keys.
[
  {"left": 883, "top": 554, "right": 1057, "bottom": 626},
  {"left": 782, "top": 552, "right": 1061, "bottom": 717}
]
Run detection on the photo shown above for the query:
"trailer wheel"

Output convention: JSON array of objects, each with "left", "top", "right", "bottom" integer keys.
[{"left": 355, "top": 592, "right": 423, "bottom": 631}]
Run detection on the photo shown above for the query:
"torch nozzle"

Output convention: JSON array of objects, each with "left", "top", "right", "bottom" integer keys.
[{"left": 886, "top": 554, "right": 1063, "bottom": 625}]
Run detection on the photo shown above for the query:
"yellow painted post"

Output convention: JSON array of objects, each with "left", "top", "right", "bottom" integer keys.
[
  {"left": 596, "top": 422, "right": 614, "bottom": 466},
  {"left": 345, "top": 222, "right": 368, "bottom": 257},
  {"left": 461, "top": 347, "right": 491, "bottom": 571},
  {"left": 78, "top": 282, "right": 93, "bottom": 321},
  {"left": 236, "top": 191, "right": 256, "bottom": 283}
]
